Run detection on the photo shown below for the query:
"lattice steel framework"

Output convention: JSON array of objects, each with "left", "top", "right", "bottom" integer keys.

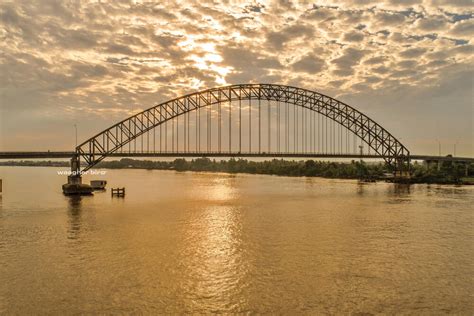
[{"left": 74, "top": 83, "right": 410, "bottom": 173}]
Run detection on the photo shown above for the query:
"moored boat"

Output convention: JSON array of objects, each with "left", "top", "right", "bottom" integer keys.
[{"left": 90, "top": 180, "right": 107, "bottom": 190}]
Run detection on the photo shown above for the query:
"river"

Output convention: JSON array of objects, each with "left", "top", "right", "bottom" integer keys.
[{"left": 0, "top": 166, "right": 473, "bottom": 314}]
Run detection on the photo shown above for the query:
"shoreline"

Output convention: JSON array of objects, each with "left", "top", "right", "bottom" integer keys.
[{"left": 1, "top": 159, "right": 472, "bottom": 186}]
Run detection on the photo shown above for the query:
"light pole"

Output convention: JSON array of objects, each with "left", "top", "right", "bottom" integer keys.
[
  {"left": 74, "top": 124, "right": 78, "bottom": 149},
  {"left": 436, "top": 139, "right": 442, "bottom": 171},
  {"left": 454, "top": 140, "right": 458, "bottom": 157}
]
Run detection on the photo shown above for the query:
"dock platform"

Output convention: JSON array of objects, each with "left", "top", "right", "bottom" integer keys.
[{"left": 111, "top": 188, "right": 125, "bottom": 197}]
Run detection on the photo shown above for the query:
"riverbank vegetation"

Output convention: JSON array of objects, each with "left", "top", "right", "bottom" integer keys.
[
  {"left": 2, "top": 158, "right": 472, "bottom": 184},
  {"left": 104, "top": 158, "right": 391, "bottom": 179}
]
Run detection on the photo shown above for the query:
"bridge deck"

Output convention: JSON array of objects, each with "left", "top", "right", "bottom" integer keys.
[{"left": 0, "top": 152, "right": 472, "bottom": 163}]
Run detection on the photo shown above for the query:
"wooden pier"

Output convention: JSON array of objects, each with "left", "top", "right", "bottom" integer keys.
[{"left": 111, "top": 187, "right": 125, "bottom": 197}]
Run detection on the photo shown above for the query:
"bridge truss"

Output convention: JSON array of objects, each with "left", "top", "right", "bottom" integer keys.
[{"left": 74, "top": 84, "right": 410, "bottom": 173}]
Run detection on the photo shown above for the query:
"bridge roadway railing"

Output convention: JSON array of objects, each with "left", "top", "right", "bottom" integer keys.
[{"left": 0, "top": 151, "right": 473, "bottom": 163}]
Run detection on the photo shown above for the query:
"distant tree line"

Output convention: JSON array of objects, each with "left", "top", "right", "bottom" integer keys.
[
  {"left": 1, "top": 158, "right": 472, "bottom": 184},
  {"left": 96, "top": 158, "right": 473, "bottom": 184},
  {"left": 410, "top": 160, "right": 473, "bottom": 184},
  {"left": 0, "top": 160, "right": 69, "bottom": 167},
  {"left": 97, "top": 157, "right": 386, "bottom": 179}
]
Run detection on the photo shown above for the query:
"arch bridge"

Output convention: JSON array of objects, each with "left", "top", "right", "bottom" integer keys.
[{"left": 71, "top": 83, "right": 410, "bottom": 175}]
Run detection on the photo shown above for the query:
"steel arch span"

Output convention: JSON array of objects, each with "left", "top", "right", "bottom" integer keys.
[{"left": 73, "top": 83, "right": 410, "bottom": 173}]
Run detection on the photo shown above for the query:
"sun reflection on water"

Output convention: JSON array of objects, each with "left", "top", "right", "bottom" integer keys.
[{"left": 178, "top": 176, "right": 248, "bottom": 310}]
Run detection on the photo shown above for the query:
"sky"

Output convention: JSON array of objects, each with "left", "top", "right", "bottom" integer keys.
[{"left": 0, "top": 0, "right": 473, "bottom": 156}]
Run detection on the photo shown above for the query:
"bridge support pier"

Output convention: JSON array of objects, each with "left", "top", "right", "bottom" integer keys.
[
  {"left": 67, "top": 174, "right": 82, "bottom": 185},
  {"left": 393, "top": 158, "right": 411, "bottom": 182},
  {"left": 70, "top": 154, "right": 80, "bottom": 176},
  {"left": 67, "top": 154, "right": 83, "bottom": 184},
  {"left": 62, "top": 154, "right": 93, "bottom": 195}
]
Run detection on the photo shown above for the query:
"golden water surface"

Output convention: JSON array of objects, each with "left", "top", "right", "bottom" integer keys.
[{"left": 0, "top": 166, "right": 473, "bottom": 314}]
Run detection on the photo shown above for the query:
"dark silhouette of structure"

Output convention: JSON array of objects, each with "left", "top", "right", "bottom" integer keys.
[
  {"left": 73, "top": 84, "right": 410, "bottom": 174},
  {"left": 1, "top": 83, "right": 472, "bottom": 188}
]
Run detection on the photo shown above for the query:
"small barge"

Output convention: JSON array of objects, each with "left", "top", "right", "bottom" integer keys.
[{"left": 90, "top": 180, "right": 107, "bottom": 190}]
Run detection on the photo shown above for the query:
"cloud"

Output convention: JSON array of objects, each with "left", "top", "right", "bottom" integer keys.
[
  {"left": 0, "top": 0, "right": 473, "bottom": 154},
  {"left": 374, "top": 10, "right": 407, "bottom": 26},
  {"left": 448, "top": 19, "right": 474, "bottom": 39},
  {"left": 104, "top": 43, "right": 136, "bottom": 55},
  {"left": 266, "top": 24, "right": 314, "bottom": 50},
  {"left": 397, "top": 59, "right": 418, "bottom": 68},
  {"left": 220, "top": 46, "right": 282, "bottom": 70},
  {"left": 364, "top": 56, "right": 387, "bottom": 65},
  {"left": 303, "top": 6, "right": 336, "bottom": 21},
  {"left": 218, "top": 45, "right": 283, "bottom": 83},
  {"left": 331, "top": 47, "right": 368, "bottom": 76},
  {"left": 414, "top": 15, "right": 447, "bottom": 31},
  {"left": 342, "top": 30, "right": 365, "bottom": 42},
  {"left": 291, "top": 54, "right": 326, "bottom": 73},
  {"left": 244, "top": 3, "right": 265, "bottom": 13},
  {"left": 399, "top": 47, "right": 427, "bottom": 58}
]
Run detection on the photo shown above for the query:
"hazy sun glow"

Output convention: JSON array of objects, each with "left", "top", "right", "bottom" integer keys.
[{"left": 0, "top": 0, "right": 472, "bottom": 155}]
